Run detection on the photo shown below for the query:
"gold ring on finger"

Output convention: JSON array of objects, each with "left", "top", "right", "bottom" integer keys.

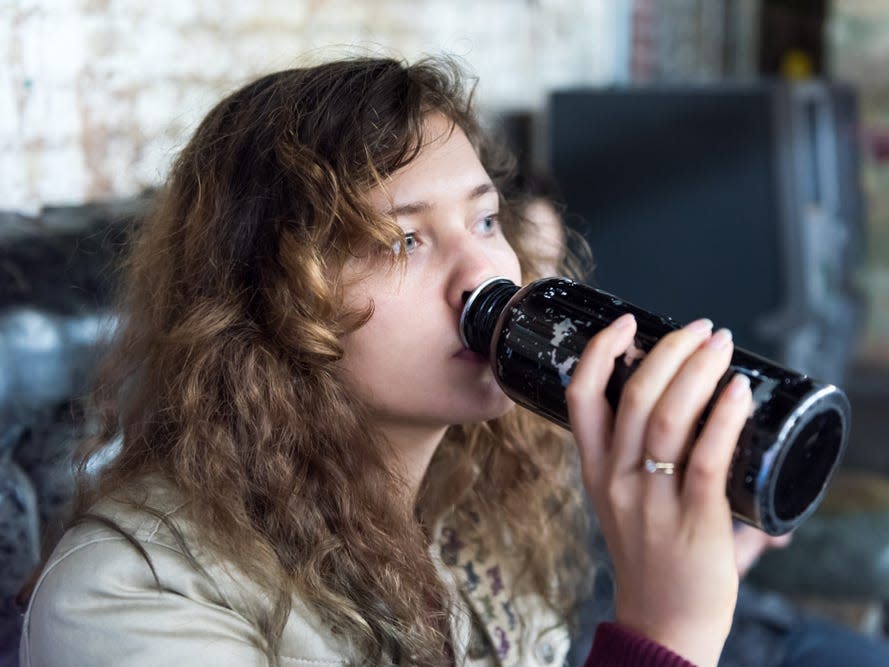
[{"left": 642, "top": 452, "right": 681, "bottom": 476}]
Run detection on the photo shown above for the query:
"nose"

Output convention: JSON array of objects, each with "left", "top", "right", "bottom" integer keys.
[{"left": 445, "top": 242, "right": 508, "bottom": 316}]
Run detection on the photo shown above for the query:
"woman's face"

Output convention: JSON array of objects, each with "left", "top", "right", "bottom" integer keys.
[{"left": 339, "top": 114, "right": 522, "bottom": 435}]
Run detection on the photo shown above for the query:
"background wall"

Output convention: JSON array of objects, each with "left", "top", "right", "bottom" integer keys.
[
  {"left": 0, "top": 0, "right": 630, "bottom": 216},
  {"left": 1, "top": 0, "right": 887, "bottom": 358},
  {"left": 829, "top": 0, "right": 889, "bottom": 360}
]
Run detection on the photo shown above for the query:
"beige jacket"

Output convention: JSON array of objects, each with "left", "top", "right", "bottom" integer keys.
[{"left": 20, "top": 481, "right": 569, "bottom": 667}]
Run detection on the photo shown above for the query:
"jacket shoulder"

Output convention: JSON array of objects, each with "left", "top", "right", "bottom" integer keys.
[{"left": 21, "top": 488, "right": 349, "bottom": 666}]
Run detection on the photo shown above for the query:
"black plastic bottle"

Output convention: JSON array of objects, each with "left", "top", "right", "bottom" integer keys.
[{"left": 460, "top": 276, "right": 850, "bottom": 536}]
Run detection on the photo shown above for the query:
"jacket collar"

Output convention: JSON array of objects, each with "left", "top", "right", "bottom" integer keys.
[{"left": 433, "top": 514, "right": 525, "bottom": 667}]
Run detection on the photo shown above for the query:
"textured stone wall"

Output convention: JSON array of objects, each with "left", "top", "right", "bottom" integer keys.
[{"left": 1, "top": 0, "right": 631, "bottom": 216}]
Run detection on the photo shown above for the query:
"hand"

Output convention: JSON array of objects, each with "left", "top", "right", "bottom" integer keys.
[
  {"left": 733, "top": 524, "right": 792, "bottom": 577},
  {"left": 567, "top": 315, "right": 752, "bottom": 667}
]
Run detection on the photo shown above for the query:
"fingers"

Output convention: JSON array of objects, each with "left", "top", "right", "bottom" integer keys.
[
  {"left": 733, "top": 524, "right": 792, "bottom": 577},
  {"left": 566, "top": 313, "right": 638, "bottom": 480},
  {"left": 683, "top": 373, "right": 752, "bottom": 511},
  {"left": 766, "top": 534, "right": 793, "bottom": 550},
  {"left": 643, "top": 328, "right": 735, "bottom": 467},
  {"left": 610, "top": 318, "right": 715, "bottom": 476},
  {"left": 732, "top": 524, "right": 772, "bottom": 576},
  {"left": 571, "top": 316, "right": 748, "bottom": 667}
]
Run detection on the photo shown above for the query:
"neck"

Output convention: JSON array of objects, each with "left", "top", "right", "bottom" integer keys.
[{"left": 378, "top": 421, "right": 450, "bottom": 503}]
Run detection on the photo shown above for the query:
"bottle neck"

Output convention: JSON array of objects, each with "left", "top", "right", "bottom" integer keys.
[{"left": 460, "top": 277, "right": 520, "bottom": 356}]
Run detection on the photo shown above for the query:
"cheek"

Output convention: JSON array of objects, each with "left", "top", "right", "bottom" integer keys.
[
  {"left": 339, "top": 295, "right": 401, "bottom": 374},
  {"left": 339, "top": 324, "right": 389, "bottom": 401},
  {"left": 499, "top": 245, "right": 523, "bottom": 284}
]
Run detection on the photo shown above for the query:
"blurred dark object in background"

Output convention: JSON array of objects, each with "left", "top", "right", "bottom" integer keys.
[
  {"left": 760, "top": 0, "right": 827, "bottom": 78},
  {"left": 0, "top": 196, "right": 146, "bottom": 663},
  {"left": 549, "top": 82, "right": 889, "bottom": 657},
  {"left": 549, "top": 82, "right": 864, "bottom": 388}
]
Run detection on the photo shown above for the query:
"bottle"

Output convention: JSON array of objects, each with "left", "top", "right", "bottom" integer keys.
[{"left": 460, "top": 276, "right": 850, "bottom": 536}]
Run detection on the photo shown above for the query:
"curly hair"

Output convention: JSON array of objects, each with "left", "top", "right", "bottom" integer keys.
[{"left": 63, "top": 56, "right": 589, "bottom": 665}]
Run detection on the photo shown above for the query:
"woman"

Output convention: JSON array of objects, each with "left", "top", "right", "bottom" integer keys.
[{"left": 20, "top": 57, "right": 750, "bottom": 667}]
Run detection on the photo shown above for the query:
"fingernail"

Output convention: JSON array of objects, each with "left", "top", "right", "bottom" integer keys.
[
  {"left": 708, "top": 328, "right": 733, "bottom": 349},
  {"left": 725, "top": 373, "right": 751, "bottom": 399},
  {"left": 613, "top": 313, "right": 635, "bottom": 329},
  {"left": 687, "top": 318, "right": 714, "bottom": 334}
]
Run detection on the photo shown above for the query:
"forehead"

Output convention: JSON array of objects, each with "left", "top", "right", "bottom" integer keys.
[{"left": 367, "top": 114, "right": 491, "bottom": 211}]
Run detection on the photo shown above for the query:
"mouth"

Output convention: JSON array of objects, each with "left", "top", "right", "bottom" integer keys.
[{"left": 454, "top": 348, "right": 489, "bottom": 364}]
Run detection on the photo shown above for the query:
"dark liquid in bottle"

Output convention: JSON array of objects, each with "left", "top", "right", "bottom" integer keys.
[{"left": 461, "top": 276, "right": 850, "bottom": 535}]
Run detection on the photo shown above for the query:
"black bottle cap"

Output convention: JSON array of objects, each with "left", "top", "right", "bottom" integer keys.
[{"left": 459, "top": 277, "right": 520, "bottom": 356}]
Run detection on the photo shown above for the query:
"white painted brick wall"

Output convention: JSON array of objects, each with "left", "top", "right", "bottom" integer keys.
[{"left": 1, "top": 0, "right": 632, "bottom": 215}]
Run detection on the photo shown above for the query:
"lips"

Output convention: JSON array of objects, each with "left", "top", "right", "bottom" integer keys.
[{"left": 454, "top": 348, "right": 488, "bottom": 364}]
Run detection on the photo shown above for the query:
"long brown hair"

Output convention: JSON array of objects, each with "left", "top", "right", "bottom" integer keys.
[{"left": 60, "top": 56, "right": 588, "bottom": 665}]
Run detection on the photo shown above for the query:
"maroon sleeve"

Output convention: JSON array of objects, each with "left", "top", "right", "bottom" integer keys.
[{"left": 584, "top": 622, "right": 697, "bottom": 667}]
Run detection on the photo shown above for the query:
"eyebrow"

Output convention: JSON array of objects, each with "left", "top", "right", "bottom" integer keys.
[{"left": 386, "top": 182, "right": 497, "bottom": 217}]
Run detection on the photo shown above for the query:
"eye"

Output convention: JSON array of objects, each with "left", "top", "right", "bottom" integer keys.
[
  {"left": 476, "top": 215, "right": 499, "bottom": 234},
  {"left": 392, "top": 232, "right": 419, "bottom": 255},
  {"left": 403, "top": 232, "right": 419, "bottom": 252}
]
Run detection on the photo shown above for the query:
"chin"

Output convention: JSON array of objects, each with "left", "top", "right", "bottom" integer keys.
[{"left": 461, "top": 394, "right": 515, "bottom": 424}]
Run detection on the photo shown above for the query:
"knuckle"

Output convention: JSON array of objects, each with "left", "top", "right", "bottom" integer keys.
[
  {"left": 647, "top": 410, "right": 679, "bottom": 442},
  {"left": 687, "top": 454, "right": 722, "bottom": 482},
  {"left": 606, "top": 481, "right": 632, "bottom": 514},
  {"left": 564, "top": 380, "right": 587, "bottom": 408},
  {"left": 619, "top": 380, "right": 648, "bottom": 411}
]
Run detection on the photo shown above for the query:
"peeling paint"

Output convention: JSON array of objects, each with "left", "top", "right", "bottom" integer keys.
[{"left": 2, "top": 0, "right": 627, "bottom": 216}]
